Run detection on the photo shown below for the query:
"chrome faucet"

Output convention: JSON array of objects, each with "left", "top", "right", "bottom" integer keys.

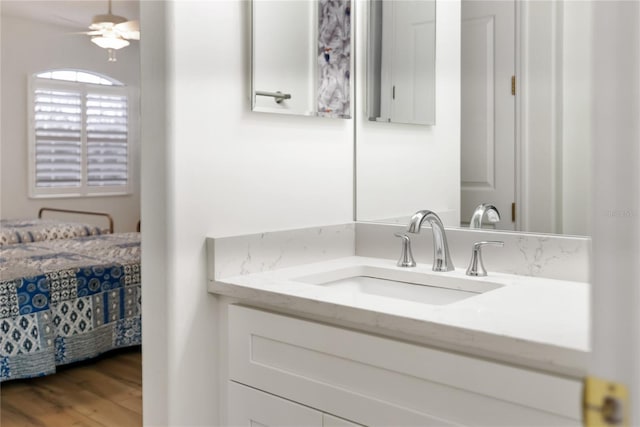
[
  {"left": 469, "top": 203, "right": 501, "bottom": 229},
  {"left": 406, "top": 210, "right": 454, "bottom": 272}
]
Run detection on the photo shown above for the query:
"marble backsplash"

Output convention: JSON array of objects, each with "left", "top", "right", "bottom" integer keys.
[
  {"left": 207, "top": 223, "right": 355, "bottom": 280},
  {"left": 207, "top": 222, "right": 590, "bottom": 283}
]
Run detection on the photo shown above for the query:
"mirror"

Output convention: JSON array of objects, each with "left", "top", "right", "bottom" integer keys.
[
  {"left": 366, "top": 0, "right": 436, "bottom": 125},
  {"left": 357, "top": 0, "right": 592, "bottom": 237},
  {"left": 251, "top": 0, "right": 353, "bottom": 119}
]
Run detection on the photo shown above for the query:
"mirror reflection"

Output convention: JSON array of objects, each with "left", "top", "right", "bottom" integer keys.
[
  {"left": 366, "top": 0, "right": 436, "bottom": 125},
  {"left": 358, "top": 0, "right": 591, "bottom": 237},
  {"left": 251, "top": 0, "right": 352, "bottom": 119}
]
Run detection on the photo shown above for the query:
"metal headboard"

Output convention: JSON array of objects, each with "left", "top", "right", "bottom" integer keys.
[{"left": 38, "top": 207, "right": 114, "bottom": 234}]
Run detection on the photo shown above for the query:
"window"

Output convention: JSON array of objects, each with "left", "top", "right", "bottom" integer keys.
[{"left": 29, "top": 69, "right": 132, "bottom": 197}]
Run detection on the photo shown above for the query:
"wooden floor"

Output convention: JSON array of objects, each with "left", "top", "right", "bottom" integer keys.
[{"left": 0, "top": 348, "right": 142, "bottom": 427}]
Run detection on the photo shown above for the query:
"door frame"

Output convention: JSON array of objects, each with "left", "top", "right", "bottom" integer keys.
[
  {"left": 514, "top": 1, "right": 564, "bottom": 233},
  {"left": 590, "top": 1, "right": 640, "bottom": 423},
  {"left": 514, "top": 0, "right": 524, "bottom": 232}
]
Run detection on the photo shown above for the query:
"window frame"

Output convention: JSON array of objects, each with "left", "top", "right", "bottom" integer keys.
[{"left": 28, "top": 73, "right": 135, "bottom": 199}]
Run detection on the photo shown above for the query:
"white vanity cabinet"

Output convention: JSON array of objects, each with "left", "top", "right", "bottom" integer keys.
[{"left": 226, "top": 305, "right": 582, "bottom": 426}]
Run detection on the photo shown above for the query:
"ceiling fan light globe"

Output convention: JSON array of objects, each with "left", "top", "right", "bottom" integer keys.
[{"left": 91, "top": 35, "right": 130, "bottom": 50}]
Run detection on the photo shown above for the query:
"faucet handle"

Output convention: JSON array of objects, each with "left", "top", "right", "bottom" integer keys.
[
  {"left": 394, "top": 233, "right": 416, "bottom": 268},
  {"left": 466, "top": 241, "right": 504, "bottom": 277}
]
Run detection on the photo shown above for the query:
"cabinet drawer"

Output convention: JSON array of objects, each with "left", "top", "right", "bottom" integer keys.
[
  {"left": 228, "top": 381, "right": 363, "bottom": 427},
  {"left": 228, "top": 305, "right": 581, "bottom": 426},
  {"left": 323, "top": 413, "right": 361, "bottom": 427},
  {"left": 228, "top": 381, "right": 322, "bottom": 426}
]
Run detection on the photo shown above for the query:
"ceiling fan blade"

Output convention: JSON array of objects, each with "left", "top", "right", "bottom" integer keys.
[
  {"left": 121, "top": 31, "right": 140, "bottom": 41},
  {"left": 114, "top": 20, "right": 140, "bottom": 40},
  {"left": 115, "top": 20, "right": 139, "bottom": 33}
]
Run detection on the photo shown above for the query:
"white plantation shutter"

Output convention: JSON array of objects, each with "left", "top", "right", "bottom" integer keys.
[
  {"left": 29, "top": 72, "right": 131, "bottom": 197},
  {"left": 86, "top": 92, "right": 128, "bottom": 187},
  {"left": 33, "top": 88, "right": 83, "bottom": 188}
]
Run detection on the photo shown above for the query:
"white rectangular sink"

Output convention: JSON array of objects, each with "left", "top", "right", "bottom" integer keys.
[{"left": 296, "top": 266, "right": 503, "bottom": 305}]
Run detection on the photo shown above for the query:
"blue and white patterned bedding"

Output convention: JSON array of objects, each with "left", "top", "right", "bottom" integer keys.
[
  {"left": 0, "top": 232, "right": 140, "bottom": 381},
  {"left": 0, "top": 218, "right": 105, "bottom": 246}
]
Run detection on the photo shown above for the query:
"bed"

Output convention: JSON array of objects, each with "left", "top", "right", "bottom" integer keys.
[
  {"left": 0, "top": 232, "right": 141, "bottom": 382},
  {"left": 0, "top": 208, "right": 114, "bottom": 246}
]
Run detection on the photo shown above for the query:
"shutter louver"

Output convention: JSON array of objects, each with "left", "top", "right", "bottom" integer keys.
[
  {"left": 34, "top": 89, "right": 82, "bottom": 188},
  {"left": 86, "top": 93, "right": 128, "bottom": 187}
]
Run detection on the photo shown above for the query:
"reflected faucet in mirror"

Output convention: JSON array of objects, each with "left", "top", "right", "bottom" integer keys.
[
  {"left": 469, "top": 203, "right": 501, "bottom": 229},
  {"left": 406, "top": 210, "right": 454, "bottom": 272}
]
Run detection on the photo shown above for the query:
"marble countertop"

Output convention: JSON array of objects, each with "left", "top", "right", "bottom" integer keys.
[{"left": 209, "top": 255, "right": 589, "bottom": 377}]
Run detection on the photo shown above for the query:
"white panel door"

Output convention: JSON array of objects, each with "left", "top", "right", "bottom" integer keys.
[{"left": 461, "top": 0, "right": 515, "bottom": 229}]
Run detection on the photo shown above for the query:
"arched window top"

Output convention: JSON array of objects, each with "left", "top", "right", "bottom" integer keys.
[{"left": 35, "top": 69, "right": 123, "bottom": 86}]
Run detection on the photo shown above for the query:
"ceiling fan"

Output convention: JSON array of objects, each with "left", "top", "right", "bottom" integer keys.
[{"left": 83, "top": 0, "right": 140, "bottom": 61}]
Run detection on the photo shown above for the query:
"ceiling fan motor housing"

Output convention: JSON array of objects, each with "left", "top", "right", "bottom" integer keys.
[{"left": 90, "top": 13, "right": 127, "bottom": 30}]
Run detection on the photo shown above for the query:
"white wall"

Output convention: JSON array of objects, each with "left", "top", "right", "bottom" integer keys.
[
  {"left": 139, "top": 1, "right": 169, "bottom": 425},
  {"left": 141, "top": 1, "right": 354, "bottom": 425},
  {"left": 355, "top": 0, "right": 461, "bottom": 225},
  {"left": 0, "top": 12, "right": 140, "bottom": 232}
]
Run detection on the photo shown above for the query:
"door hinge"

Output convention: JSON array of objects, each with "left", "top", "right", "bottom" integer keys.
[
  {"left": 393, "top": 85, "right": 396, "bottom": 100},
  {"left": 511, "top": 76, "right": 516, "bottom": 96},
  {"left": 583, "top": 376, "right": 629, "bottom": 426},
  {"left": 511, "top": 202, "right": 516, "bottom": 222}
]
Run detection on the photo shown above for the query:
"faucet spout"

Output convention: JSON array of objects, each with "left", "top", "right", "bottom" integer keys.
[
  {"left": 406, "top": 210, "right": 454, "bottom": 272},
  {"left": 469, "top": 203, "right": 501, "bottom": 229}
]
